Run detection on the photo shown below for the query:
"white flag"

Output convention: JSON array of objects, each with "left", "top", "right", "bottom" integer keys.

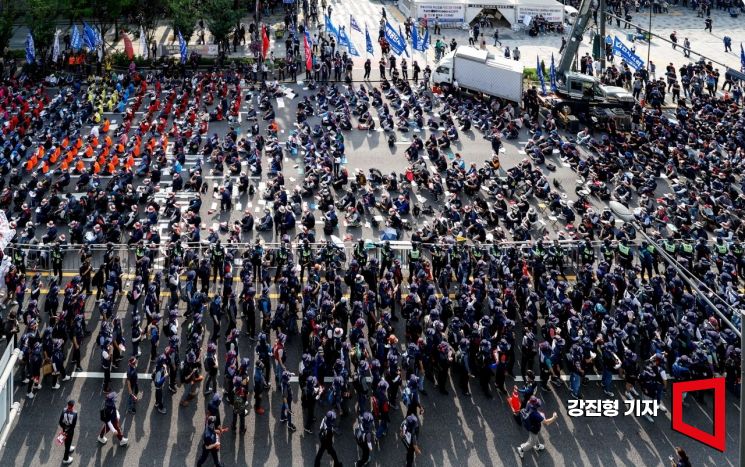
[
  {"left": 52, "top": 30, "right": 61, "bottom": 62},
  {"left": 140, "top": 25, "right": 149, "bottom": 59},
  {"left": 0, "top": 211, "right": 16, "bottom": 254}
]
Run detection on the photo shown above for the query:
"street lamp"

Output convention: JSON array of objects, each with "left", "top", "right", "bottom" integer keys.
[
  {"left": 609, "top": 201, "right": 744, "bottom": 464},
  {"left": 646, "top": 2, "right": 652, "bottom": 73}
]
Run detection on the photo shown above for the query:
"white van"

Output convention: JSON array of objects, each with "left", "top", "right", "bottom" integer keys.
[{"left": 564, "top": 5, "right": 579, "bottom": 24}]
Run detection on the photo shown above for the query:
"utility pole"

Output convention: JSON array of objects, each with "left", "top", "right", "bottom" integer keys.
[
  {"left": 646, "top": 3, "right": 653, "bottom": 73},
  {"left": 599, "top": 0, "right": 606, "bottom": 72}
]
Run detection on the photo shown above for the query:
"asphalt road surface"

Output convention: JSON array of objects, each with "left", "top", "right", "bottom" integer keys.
[{"left": 1, "top": 78, "right": 740, "bottom": 466}]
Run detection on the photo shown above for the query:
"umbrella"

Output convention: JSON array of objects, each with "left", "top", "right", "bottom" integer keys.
[{"left": 380, "top": 228, "right": 398, "bottom": 241}]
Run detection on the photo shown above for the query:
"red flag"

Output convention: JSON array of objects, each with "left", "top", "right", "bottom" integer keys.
[
  {"left": 122, "top": 33, "right": 134, "bottom": 60},
  {"left": 261, "top": 25, "right": 270, "bottom": 60},
  {"left": 304, "top": 34, "right": 312, "bottom": 71}
]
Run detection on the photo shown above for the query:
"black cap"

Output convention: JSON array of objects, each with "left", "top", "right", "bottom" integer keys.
[{"left": 67, "top": 400, "right": 75, "bottom": 406}]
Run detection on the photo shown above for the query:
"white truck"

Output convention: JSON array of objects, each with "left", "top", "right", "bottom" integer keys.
[{"left": 431, "top": 46, "right": 524, "bottom": 102}]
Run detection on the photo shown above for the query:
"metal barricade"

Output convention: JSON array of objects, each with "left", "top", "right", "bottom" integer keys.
[{"left": 3, "top": 237, "right": 725, "bottom": 276}]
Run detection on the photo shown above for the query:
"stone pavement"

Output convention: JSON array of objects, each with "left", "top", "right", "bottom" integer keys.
[{"left": 6, "top": 1, "right": 744, "bottom": 76}]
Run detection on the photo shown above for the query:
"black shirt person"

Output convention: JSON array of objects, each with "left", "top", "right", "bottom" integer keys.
[
  {"left": 314, "top": 411, "right": 343, "bottom": 467},
  {"left": 58, "top": 400, "right": 78, "bottom": 464},
  {"left": 197, "top": 416, "right": 225, "bottom": 467}
]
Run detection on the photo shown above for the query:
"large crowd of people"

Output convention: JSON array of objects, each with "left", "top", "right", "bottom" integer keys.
[{"left": 0, "top": 2, "right": 743, "bottom": 466}]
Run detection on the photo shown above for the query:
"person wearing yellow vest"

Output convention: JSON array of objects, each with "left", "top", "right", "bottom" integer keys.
[
  {"left": 679, "top": 239, "right": 694, "bottom": 270},
  {"left": 732, "top": 241, "right": 744, "bottom": 278},
  {"left": 616, "top": 240, "right": 632, "bottom": 269},
  {"left": 713, "top": 237, "right": 729, "bottom": 273},
  {"left": 579, "top": 239, "right": 594, "bottom": 266},
  {"left": 408, "top": 242, "right": 422, "bottom": 283},
  {"left": 661, "top": 238, "right": 677, "bottom": 261}
]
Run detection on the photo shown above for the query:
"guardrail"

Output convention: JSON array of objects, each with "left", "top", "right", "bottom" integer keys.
[{"left": 5, "top": 236, "right": 727, "bottom": 276}]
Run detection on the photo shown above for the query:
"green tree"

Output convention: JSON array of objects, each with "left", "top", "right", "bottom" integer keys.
[
  {"left": 26, "top": 0, "right": 61, "bottom": 55},
  {"left": 202, "top": 0, "right": 240, "bottom": 54},
  {"left": 0, "top": 0, "right": 21, "bottom": 57},
  {"left": 59, "top": 0, "right": 132, "bottom": 57},
  {"left": 167, "top": 0, "right": 198, "bottom": 43},
  {"left": 92, "top": 0, "right": 133, "bottom": 55},
  {"left": 63, "top": 0, "right": 92, "bottom": 22},
  {"left": 134, "top": 0, "right": 167, "bottom": 45}
]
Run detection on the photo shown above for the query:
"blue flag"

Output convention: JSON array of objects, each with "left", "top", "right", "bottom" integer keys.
[
  {"left": 325, "top": 15, "right": 339, "bottom": 40},
  {"left": 338, "top": 27, "right": 350, "bottom": 48},
  {"left": 178, "top": 30, "right": 188, "bottom": 64},
  {"left": 550, "top": 53, "right": 557, "bottom": 92},
  {"left": 398, "top": 25, "right": 409, "bottom": 57},
  {"left": 419, "top": 29, "right": 430, "bottom": 51},
  {"left": 741, "top": 43, "right": 745, "bottom": 71},
  {"left": 305, "top": 30, "right": 313, "bottom": 46},
  {"left": 365, "top": 25, "right": 374, "bottom": 55},
  {"left": 25, "top": 33, "right": 35, "bottom": 64},
  {"left": 83, "top": 22, "right": 98, "bottom": 49},
  {"left": 71, "top": 25, "right": 82, "bottom": 51},
  {"left": 94, "top": 28, "right": 103, "bottom": 58},
  {"left": 350, "top": 15, "right": 362, "bottom": 34},
  {"left": 384, "top": 22, "right": 407, "bottom": 56},
  {"left": 411, "top": 23, "right": 419, "bottom": 51},
  {"left": 612, "top": 36, "right": 644, "bottom": 70},
  {"left": 347, "top": 37, "right": 360, "bottom": 56},
  {"left": 537, "top": 56, "right": 546, "bottom": 95}
]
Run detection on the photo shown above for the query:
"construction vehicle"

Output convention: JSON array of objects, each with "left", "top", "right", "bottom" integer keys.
[{"left": 545, "top": 0, "right": 635, "bottom": 119}]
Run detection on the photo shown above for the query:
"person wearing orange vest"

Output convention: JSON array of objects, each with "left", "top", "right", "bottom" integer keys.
[
  {"left": 93, "top": 160, "right": 101, "bottom": 174},
  {"left": 26, "top": 156, "right": 37, "bottom": 172},
  {"left": 75, "top": 159, "right": 85, "bottom": 173},
  {"left": 85, "top": 145, "right": 94, "bottom": 158},
  {"left": 102, "top": 119, "right": 110, "bottom": 133}
]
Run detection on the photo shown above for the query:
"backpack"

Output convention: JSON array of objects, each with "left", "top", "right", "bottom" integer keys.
[
  {"left": 371, "top": 396, "right": 379, "bottom": 418},
  {"left": 273, "top": 343, "right": 285, "bottom": 363},
  {"left": 400, "top": 421, "right": 412, "bottom": 448},
  {"left": 402, "top": 387, "right": 412, "bottom": 406},
  {"left": 152, "top": 368, "right": 166, "bottom": 387},
  {"left": 520, "top": 408, "right": 533, "bottom": 431},
  {"left": 319, "top": 419, "right": 331, "bottom": 440},
  {"left": 354, "top": 424, "right": 365, "bottom": 444},
  {"left": 204, "top": 353, "right": 217, "bottom": 372},
  {"left": 475, "top": 351, "right": 487, "bottom": 368}
]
